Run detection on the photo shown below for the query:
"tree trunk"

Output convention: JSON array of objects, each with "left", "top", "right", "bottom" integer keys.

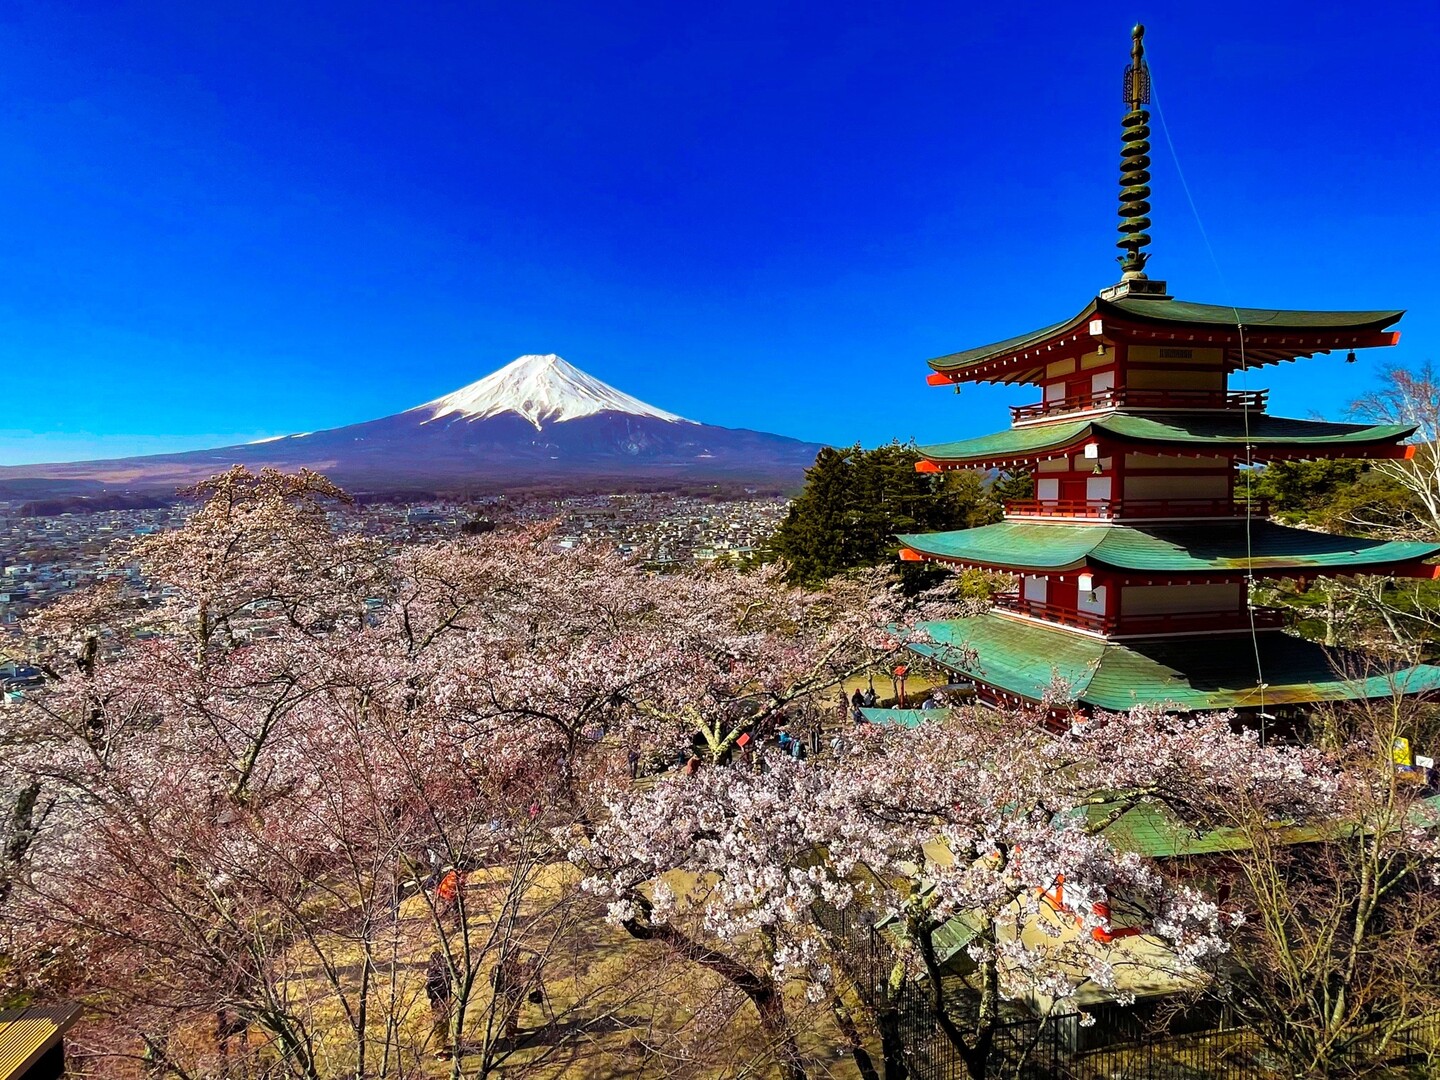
[
  {"left": 830, "top": 999, "right": 881, "bottom": 1080},
  {"left": 877, "top": 1007, "right": 909, "bottom": 1079},
  {"left": 0, "top": 780, "right": 40, "bottom": 906},
  {"left": 621, "top": 914, "right": 808, "bottom": 1079}
]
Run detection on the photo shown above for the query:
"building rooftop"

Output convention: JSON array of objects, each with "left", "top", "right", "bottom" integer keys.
[
  {"left": 928, "top": 295, "right": 1404, "bottom": 381},
  {"left": 898, "top": 520, "right": 1440, "bottom": 575},
  {"left": 909, "top": 613, "right": 1440, "bottom": 711},
  {"left": 0, "top": 1006, "right": 80, "bottom": 1080},
  {"left": 915, "top": 414, "right": 1415, "bottom": 470}
]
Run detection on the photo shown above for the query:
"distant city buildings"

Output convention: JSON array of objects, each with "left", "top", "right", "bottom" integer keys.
[{"left": 0, "top": 492, "right": 789, "bottom": 649}]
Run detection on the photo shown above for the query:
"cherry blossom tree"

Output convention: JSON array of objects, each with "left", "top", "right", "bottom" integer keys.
[
  {"left": 1209, "top": 694, "right": 1440, "bottom": 1077},
  {"left": 574, "top": 702, "right": 1349, "bottom": 1080},
  {"left": 3, "top": 468, "right": 947, "bottom": 1079},
  {"left": 131, "top": 466, "right": 385, "bottom": 657},
  {"left": 6, "top": 466, "right": 1411, "bottom": 1080},
  {"left": 5, "top": 618, "right": 619, "bottom": 1080},
  {"left": 1352, "top": 363, "right": 1440, "bottom": 541}
]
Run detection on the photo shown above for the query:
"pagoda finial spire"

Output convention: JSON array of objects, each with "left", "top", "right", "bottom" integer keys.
[{"left": 1117, "top": 23, "right": 1152, "bottom": 280}]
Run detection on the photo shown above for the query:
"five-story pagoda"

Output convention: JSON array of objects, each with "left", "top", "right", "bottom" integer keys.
[{"left": 899, "top": 26, "right": 1440, "bottom": 716}]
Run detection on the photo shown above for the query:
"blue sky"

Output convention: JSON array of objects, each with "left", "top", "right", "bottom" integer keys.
[{"left": 2, "top": 1, "right": 1437, "bottom": 464}]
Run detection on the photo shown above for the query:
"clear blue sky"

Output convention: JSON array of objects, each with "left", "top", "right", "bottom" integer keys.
[{"left": 2, "top": 1, "right": 1437, "bottom": 465}]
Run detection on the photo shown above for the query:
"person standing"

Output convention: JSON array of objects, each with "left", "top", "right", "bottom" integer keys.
[
  {"left": 436, "top": 869, "right": 464, "bottom": 927},
  {"left": 492, "top": 953, "right": 543, "bottom": 1042},
  {"left": 425, "top": 949, "right": 453, "bottom": 1059}
]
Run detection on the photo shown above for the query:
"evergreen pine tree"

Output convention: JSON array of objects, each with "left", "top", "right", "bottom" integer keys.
[{"left": 771, "top": 443, "right": 1001, "bottom": 584}]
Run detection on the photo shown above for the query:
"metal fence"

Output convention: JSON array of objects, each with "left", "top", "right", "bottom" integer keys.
[
  {"left": 814, "top": 899, "right": 1440, "bottom": 1080},
  {"left": 814, "top": 899, "right": 1062, "bottom": 1079}
]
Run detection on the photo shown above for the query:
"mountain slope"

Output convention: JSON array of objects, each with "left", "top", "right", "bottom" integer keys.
[
  {"left": 417, "top": 353, "right": 693, "bottom": 428},
  {"left": 1, "top": 355, "right": 824, "bottom": 496}
]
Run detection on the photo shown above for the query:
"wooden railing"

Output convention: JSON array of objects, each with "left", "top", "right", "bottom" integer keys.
[
  {"left": 1003, "top": 498, "right": 1269, "bottom": 521},
  {"left": 1010, "top": 387, "right": 1268, "bottom": 423},
  {"left": 994, "top": 594, "right": 1289, "bottom": 636},
  {"left": 1115, "top": 606, "right": 1288, "bottom": 637},
  {"left": 993, "top": 595, "right": 1107, "bottom": 631}
]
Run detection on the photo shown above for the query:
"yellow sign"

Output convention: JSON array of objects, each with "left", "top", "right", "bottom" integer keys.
[{"left": 1393, "top": 737, "right": 1413, "bottom": 766}]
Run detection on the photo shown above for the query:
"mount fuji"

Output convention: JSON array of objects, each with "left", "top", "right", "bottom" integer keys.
[{"left": 1, "top": 355, "right": 825, "bottom": 500}]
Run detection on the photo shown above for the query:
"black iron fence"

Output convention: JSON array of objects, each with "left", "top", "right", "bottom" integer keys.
[
  {"left": 814, "top": 899, "right": 1062, "bottom": 1079},
  {"left": 814, "top": 899, "right": 1440, "bottom": 1079}
]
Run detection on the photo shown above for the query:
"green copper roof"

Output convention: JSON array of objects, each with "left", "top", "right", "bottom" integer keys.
[
  {"left": 859, "top": 707, "right": 948, "bottom": 727},
  {"left": 928, "top": 297, "right": 1404, "bottom": 375},
  {"left": 878, "top": 909, "right": 983, "bottom": 971},
  {"left": 916, "top": 414, "right": 1414, "bottom": 465},
  {"left": 909, "top": 613, "right": 1440, "bottom": 711},
  {"left": 1070, "top": 800, "right": 1324, "bottom": 858},
  {"left": 1069, "top": 793, "right": 1440, "bottom": 859},
  {"left": 1109, "top": 297, "right": 1403, "bottom": 332},
  {"left": 898, "top": 520, "right": 1440, "bottom": 574},
  {"left": 919, "top": 419, "right": 1093, "bottom": 463}
]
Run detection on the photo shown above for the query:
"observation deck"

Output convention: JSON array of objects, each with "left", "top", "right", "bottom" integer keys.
[
  {"left": 992, "top": 593, "right": 1289, "bottom": 638},
  {"left": 1002, "top": 497, "right": 1269, "bottom": 523},
  {"left": 1010, "top": 388, "right": 1268, "bottom": 426}
]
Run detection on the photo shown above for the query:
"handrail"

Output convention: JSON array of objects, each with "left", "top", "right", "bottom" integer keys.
[
  {"left": 993, "top": 595, "right": 1108, "bottom": 631},
  {"left": 1011, "top": 387, "right": 1268, "bottom": 423},
  {"left": 993, "top": 594, "right": 1289, "bottom": 636},
  {"left": 1004, "top": 498, "right": 1269, "bottom": 520},
  {"left": 1115, "top": 606, "right": 1288, "bottom": 636}
]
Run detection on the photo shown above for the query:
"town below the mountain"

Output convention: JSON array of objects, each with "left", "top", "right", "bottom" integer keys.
[{"left": 0, "top": 491, "right": 790, "bottom": 640}]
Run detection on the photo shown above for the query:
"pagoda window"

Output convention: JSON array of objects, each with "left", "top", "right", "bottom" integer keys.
[
  {"left": 1077, "top": 584, "right": 1108, "bottom": 616},
  {"left": 1091, "top": 368, "right": 1116, "bottom": 396},
  {"left": 1086, "top": 475, "right": 1113, "bottom": 501},
  {"left": 1022, "top": 576, "right": 1048, "bottom": 603},
  {"left": 1036, "top": 476, "right": 1060, "bottom": 502}
]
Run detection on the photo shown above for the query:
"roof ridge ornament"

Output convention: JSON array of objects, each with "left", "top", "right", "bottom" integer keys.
[{"left": 1117, "top": 24, "right": 1153, "bottom": 283}]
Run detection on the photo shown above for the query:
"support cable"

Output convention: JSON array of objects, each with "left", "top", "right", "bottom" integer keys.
[{"left": 1150, "top": 60, "right": 1269, "bottom": 739}]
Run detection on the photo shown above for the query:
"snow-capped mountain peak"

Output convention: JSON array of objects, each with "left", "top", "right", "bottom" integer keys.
[{"left": 415, "top": 354, "right": 694, "bottom": 430}]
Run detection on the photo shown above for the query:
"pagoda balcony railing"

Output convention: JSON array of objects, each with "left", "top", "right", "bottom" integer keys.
[
  {"left": 994, "top": 595, "right": 1107, "bottom": 632},
  {"left": 1010, "top": 387, "right": 1268, "bottom": 423},
  {"left": 994, "top": 594, "right": 1289, "bottom": 636},
  {"left": 1114, "top": 606, "right": 1289, "bottom": 637},
  {"left": 1004, "top": 497, "right": 1269, "bottom": 521}
]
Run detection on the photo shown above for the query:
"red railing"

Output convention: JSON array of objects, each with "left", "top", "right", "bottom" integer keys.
[
  {"left": 1010, "top": 387, "right": 1268, "bottom": 423},
  {"left": 1114, "top": 606, "right": 1289, "bottom": 637},
  {"left": 1003, "top": 498, "right": 1269, "bottom": 521},
  {"left": 994, "top": 595, "right": 1289, "bottom": 637},
  {"left": 993, "top": 595, "right": 1107, "bottom": 631}
]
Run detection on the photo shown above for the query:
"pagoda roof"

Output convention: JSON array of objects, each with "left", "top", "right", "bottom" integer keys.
[
  {"left": 916, "top": 413, "right": 1415, "bottom": 469},
  {"left": 896, "top": 520, "right": 1440, "bottom": 575},
  {"left": 928, "top": 295, "right": 1404, "bottom": 381},
  {"left": 910, "top": 613, "right": 1440, "bottom": 711},
  {"left": 858, "top": 707, "right": 945, "bottom": 728}
]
